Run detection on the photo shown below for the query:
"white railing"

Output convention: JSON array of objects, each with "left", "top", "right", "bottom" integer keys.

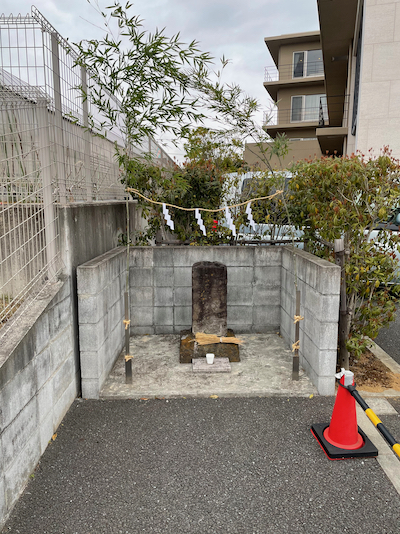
[{"left": 264, "top": 63, "right": 324, "bottom": 83}]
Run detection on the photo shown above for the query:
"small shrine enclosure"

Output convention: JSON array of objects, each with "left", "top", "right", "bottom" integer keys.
[{"left": 77, "top": 245, "right": 341, "bottom": 398}]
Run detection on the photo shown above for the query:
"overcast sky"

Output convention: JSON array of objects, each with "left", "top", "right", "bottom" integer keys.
[{"left": 1, "top": 0, "right": 320, "bottom": 158}]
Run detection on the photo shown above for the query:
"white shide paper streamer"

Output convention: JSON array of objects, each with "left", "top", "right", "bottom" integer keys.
[
  {"left": 224, "top": 206, "right": 236, "bottom": 237},
  {"left": 162, "top": 203, "right": 174, "bottom": 231},
  {"left": 245, "top": 202, "right": 256, "bottom": 231},
  {"left": 195, "top": 209, "right": 207, "bottom": 236}
]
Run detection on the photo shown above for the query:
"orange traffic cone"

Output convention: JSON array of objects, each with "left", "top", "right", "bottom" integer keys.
[{"left": 311, "top": 369, "right": 378, "bottom": 460}]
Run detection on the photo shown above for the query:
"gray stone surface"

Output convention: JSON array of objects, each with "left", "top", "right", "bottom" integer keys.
[
  {"left": 254, "top": 245, "right": 282, "bottom": 265},
  {"left": 253, "top": 304, "right": 281, "bottom": 327},
  {"left": 227, "top": 285, "right": 253, "bottom": 306},
  {"left": 228, "top": 266, "right": 254, "bottom": 286},
  {"left": 130, "top": 247, "right": 154, "bottom": 268},
  {"left": 4, "top": 433, "right": 41, "bottom": 514},
  {"left": 173, "top": 286, "right": 191, "bottom": 306},
  {"left": 173, "top": 306, "right": 191, "bottom": 327},
  {"left": 215, "top": 246, "right": 255, "bottom": 266},
  {"left": 154, "top": 307, "right": 173, "bottom": 326},
  {"left": 192, "top": 357, "right": 232, "bottom": 373},
  {"left": 129, "top": 267, "right": 153, "bottom": 288},
  {"left": 172, "top": 246, "right": 213, "bottom": 266},
  {"left": 254, "top": 265, "right": 281, "bottom": 286},
  {"left": 154, "top": 267, "right": 174, "bottom": 287},
  {"left": 252, "top": 285, "right": 280, "bottom": 306},
  {"left": 227, "top": 305, "right": 253, "bottom": 326},
  {"left": 192, "top": 261, "right": 228, "bottom": 336},
  {"left": 130, "top": 286, "right": 153, "bottom": 307},
  {"left": 174, "top": 267, "right": 191, "bottom": 287},
  {"left": 1, "top": 399, "right": 37, "bottom": 471},
  {"left": 154, "top": 287, "right": 173, "bottom": 307},
  {"left": 0, "top": 472, "right": 5, "bottom": 523},
  {"left": 131, "top": 307, "right": 153, "bottom": 328},
  {"left": 101, "top": 334, "right": 316, "bottom": 399}
]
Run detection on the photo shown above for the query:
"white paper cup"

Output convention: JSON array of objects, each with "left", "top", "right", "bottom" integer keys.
[{"left": 206, "top": 353, "right": 215, "bottom": 365}]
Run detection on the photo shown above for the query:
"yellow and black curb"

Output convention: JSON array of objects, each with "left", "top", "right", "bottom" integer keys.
[{"left": 347, "top": 385, "right": 400, "bottom": 460}]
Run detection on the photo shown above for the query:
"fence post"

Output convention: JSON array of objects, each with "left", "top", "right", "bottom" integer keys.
[
  {"left": 51, "top": 32, "right": 67, "bottom": 204},
  {"left": 334, "top": 238, "right": 349, "bottom": 369},
  {"left": 37, "top": 98, "right": 58, "bottom": 280},
  {"left": 81, "top": 65, "right": 93, "bottom": 201}
]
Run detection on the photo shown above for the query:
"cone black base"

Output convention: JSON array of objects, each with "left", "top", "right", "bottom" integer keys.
[{"left": 311, "top": 423, "right": 378, "bottom": 460}]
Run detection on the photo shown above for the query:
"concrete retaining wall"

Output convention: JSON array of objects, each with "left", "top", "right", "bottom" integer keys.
[
  {"left": 0, "top": 279, "right": 76, "bottom": 525},
  {"left": 280, "top": 248, "right": 340, "bottom": 395},
  {"left": 77, "top": 248, "right": 127, "bottom": 399},
  {"left": 0, "top": 201, "right": 140, "bottom": 529}
]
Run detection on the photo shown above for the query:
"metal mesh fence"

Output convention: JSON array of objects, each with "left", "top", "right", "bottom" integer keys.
[{"left": 0, "top": 7, "right": 173, "bottom": 334}]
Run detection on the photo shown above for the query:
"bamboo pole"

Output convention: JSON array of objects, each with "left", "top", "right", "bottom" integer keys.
[
  {"left": 292, "top": 290, "right": 300, "bottom": 380},
  {"left": 125, "top": 198, "right": 132, "bottom": 384},
  {"left": 335, "top": 238, "right": 349, "bottom": 369}
]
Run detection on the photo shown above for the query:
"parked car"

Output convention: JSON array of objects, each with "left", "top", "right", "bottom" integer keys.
[{"left": 369, "top": 209, "right": 400, "bottom": 286}]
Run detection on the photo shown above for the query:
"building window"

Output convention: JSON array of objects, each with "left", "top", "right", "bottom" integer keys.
[
  {"left": 291, "top": 94, "right": 327, "bottom": 123},
  {"left": 293, "top": 49, "right": 324, "bottom": 78}
]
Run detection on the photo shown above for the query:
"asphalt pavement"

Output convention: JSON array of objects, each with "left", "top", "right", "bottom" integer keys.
[
  {"left": 375, "top": 303, "right": 400, "bottom": 366},
  {"left": 2, "top": 397, "right": 400, "bottom": 534}
]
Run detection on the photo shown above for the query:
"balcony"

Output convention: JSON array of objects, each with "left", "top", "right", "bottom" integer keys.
[
  {"left": 265, "top": 95, "right": 348, "bottom": 125},
  {"left": 264, "top": 95, "right": 350, "bottom": 155},
  {"left": 263, "top": 95, "right": 349, "bottom": 142},
  {"left": 264, "top": 106, "right": 326, "bottom": 127},
  {"left": 264, "top": 60, "right": 324, "bottom": 82},
  {"left": 264, "top": 63, "right": 325, "bottom": 101}
]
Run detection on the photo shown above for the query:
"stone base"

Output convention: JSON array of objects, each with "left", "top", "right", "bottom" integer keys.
[
  {"left": 180, "top": 329, "right": 240, "bottom": 363},
  {"left": 192, "top": 357, "right": 231, "bottom": 373}
]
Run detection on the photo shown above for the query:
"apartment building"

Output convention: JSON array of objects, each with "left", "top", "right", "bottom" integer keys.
[
  {"left": 322, "top": 0, "right": 400, "bottom": 160},
  {"left": 245, "top": 30, "right": 328, "bottom": 170},
  {"left": 246, "top": 0, "right": 400, "bottom": 170}
]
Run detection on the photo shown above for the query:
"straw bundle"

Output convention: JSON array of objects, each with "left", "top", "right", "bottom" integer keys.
[{"left": 194, "top": 332, "right": 244, "bottom": 346}]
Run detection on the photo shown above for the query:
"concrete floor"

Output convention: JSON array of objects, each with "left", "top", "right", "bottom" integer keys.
[{"left": 100, "top": 333, "right": 318, "bottom": 399}]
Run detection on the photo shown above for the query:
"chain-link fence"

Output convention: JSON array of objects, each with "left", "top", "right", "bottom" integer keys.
[{"left": 0, "top": 7, "right": 173, "bottom": 333}]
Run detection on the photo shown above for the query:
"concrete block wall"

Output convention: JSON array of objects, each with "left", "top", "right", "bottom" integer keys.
[
  {"left": 77, "top": 247, "right": 127, "bottom": 399},
  {"left": 129, "top": 246, "right": 283, "bottom": 335},
  {"left": 280, "top": 247, "right": 341, "bottom": 395},
  {"left": 58, "top": 200, "right": 139, "bottom": 392},
  {"left": 0, "top": 279, "right": 77, "bottom": 529}
]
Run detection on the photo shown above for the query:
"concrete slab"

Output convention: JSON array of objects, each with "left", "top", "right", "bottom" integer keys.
[
  {"left": 192, "top": 357, "right": 231, "bottom": 373},
  {"left": 100, "top": 333, "right": 318, "bottom": 399},
  {"left": 365, "top": 397, "right": 398, "bottom": 415}
]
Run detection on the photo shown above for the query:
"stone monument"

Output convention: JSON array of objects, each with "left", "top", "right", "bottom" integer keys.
[{"left": 180, "top": 261, "right": 240, "bottom": 363}]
